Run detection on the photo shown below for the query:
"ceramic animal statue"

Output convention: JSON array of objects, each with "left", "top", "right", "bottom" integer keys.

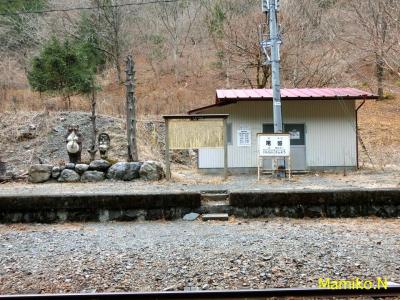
[
  {"left": 98, "top": 133, "right": 111, "bottom": 159},
  {"left": 65, "top": 125, "right": 83, "bottom": 163}
]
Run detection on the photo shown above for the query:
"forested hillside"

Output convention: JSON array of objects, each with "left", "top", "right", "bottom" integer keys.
[
  {"left": 0, "top": 0, "right": 399, "bottom": 174},
  {"left": 0, "top": 0, "right": 399, "bottom": 116}
]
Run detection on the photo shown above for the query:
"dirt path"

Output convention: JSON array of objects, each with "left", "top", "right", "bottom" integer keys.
[{"left": 0, "top": 169, "right": 399, "bottom": 196}]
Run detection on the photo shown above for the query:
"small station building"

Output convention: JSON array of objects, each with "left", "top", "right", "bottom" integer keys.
[{"left": 188, "top": 87, "right": 378, "bottom": 173}]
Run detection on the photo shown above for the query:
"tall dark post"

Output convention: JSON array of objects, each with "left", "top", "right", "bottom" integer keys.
[
  {"left": 88, "top": 80, "right": 98, "bottom": 161},
  {"left": 125, "top": 55, "right": 138, "bottom": 162}
]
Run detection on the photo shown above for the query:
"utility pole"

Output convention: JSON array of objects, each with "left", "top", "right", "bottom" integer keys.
[
  {"left": 260, "top": 0, "right": 283, "bottom": 133},
  {"left": 260, "top": 0, "right": 285, "bottom": 177},
  {"left": 125, "top": 55, "right": 138, "bottom": 162}
]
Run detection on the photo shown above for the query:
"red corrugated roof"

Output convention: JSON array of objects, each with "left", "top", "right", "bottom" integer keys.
[
  {"left": 188, "top": 87, "right": 377, "bottom": 114},
  {"left": 216, "top": 87, "right": 377, "bottom": 101}
]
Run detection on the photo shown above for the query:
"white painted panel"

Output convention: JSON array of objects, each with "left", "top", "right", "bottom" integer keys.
[
  {"left": 198, "top": 148, "right": 224, "bottom": 168},
  {"left": 195, "top": 100, "right": 356, "bottom": 169}
]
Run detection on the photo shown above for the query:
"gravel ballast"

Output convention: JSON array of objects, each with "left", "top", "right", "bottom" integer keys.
[{"left": 0, "top": 219, "right": 399, "bottom": 294}]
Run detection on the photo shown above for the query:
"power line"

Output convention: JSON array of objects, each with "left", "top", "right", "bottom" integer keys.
[{"left": 0, "top": 0, "right": 184, "bottom": 16}]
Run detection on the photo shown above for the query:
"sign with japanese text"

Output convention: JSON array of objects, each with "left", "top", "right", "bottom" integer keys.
[
  {"left": 237, "top": 129, "right": 251, "bottom": 147},
  {"left": 258, "top": 134, "right": 290, "bottom": 157}
]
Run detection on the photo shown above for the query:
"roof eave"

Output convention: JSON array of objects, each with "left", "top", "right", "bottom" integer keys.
[
  {"left": 189, "top": 95, "right": 378, "bottom": 114},
  {"left": 217, "top": 95, "right": 378, "bottom": 102}
]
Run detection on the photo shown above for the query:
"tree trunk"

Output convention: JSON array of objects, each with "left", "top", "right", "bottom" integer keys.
[
  {"left": 225, "top": 56, "right": 230, "bottom": 88},
  {"left": 88, "top": 85, "right": 98, "bottom": 161},
  {"left": 376, "top": 1, "right": 387, "bottom": 101},
  {"left": 125, "top": 55, "right": 138, "bottom": 162},
  {"left": 173, "top": 47, "right": 179, "bottom": 82},
  {"left": 376, "top": 53, "right": 385, "bottom": 100},
  {"left": 115, "top": 57, "right": 122, "bottom": 84},
  {"left": 65, "top": 95, "right": 71, "bottom": 110}
]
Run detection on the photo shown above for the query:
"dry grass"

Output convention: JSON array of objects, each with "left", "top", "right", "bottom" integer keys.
[
  {"left": 0, "top": 54, "right": 220, "bottom": 117},
  {"left": 357, "top": 96, "right": 400, "bottom": 170},
  {"left": 170, "top": 166, "right": 226, "bottom": 184}
]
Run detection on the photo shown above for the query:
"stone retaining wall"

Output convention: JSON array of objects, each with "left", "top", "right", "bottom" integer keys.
[
  {"left": 229, "top": 189, "right": 400, "bottom": 218},
  {"left": 28, "top": 160, "right": 165, "bottom": 183},
  {"left": 1, "top": 189, "right": 399, "bottom": 223},
  {"left": 0, "top": 193, "right": 201, "bottom": 223}
]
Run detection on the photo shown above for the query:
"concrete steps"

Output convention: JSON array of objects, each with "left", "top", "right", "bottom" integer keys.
[
  {"left": 202, "top": 213, "right": 229, "bottom": 221},
  {"left": 201, "top": 193, "right": 229, "bottom": 202},
  {"left": 199, "top": 191, "right": 231, "bottom": 220},
  {"left": 199, "top": 201, "right": 231, "bottom": 214}
]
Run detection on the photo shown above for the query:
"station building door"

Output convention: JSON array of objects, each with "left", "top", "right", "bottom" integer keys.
[{"left": 262, "top": 124, "right": 306, "bottom": 170}]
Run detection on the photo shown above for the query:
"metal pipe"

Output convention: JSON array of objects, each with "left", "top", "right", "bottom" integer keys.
[{"left": 0, "top": 286, "right": 399, "bottom": 300}]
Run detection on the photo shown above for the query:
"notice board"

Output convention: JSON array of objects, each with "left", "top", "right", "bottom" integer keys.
[{"left": 168, "top": 119, "right": 225, "bottom": 150}]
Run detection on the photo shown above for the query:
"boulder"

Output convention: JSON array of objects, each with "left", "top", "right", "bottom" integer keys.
[
  {"left": 106, "top": 162, "right": 142, "bottom": 181},
  {"left": 17, "top": 124, "right": 37, "bottom": 141},
  {"left": 183, "top": 212, "right": 200, "bottom": 221},
  {"left": 89, "top": 159, "right": 111, "bottom": 171},
  {"left": 65, "top": 163, "right": 75, "bottom": 170},
  {"left": 81, "top": 171, "right": 105, "bottom": 182},
  {"left": 28, "top": 164, "right": 53, "bottom": 183},
  {"left": 51, "top": 166, "right": 62, "bottom": 179},
  {"left": 139, "top": 160, "right": 165, "bottom": 181},
  {"left": 58, "top": 169, "right": 80, "bottom": 182},
  {"left": 75, "top": 164, "right": 89, "bottom": 174}
]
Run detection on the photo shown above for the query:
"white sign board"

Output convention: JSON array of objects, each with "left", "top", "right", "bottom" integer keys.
[
  {"left": 237, "top": 129, "right": 251, "bottom": 147},
  {"left": 258, "top": 134, "right": 290, "bottom": 157}
]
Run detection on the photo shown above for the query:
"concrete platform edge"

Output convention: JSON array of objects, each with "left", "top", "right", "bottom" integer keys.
[{"left": 0, "top": 188, "right": 399, "bottom": 222}]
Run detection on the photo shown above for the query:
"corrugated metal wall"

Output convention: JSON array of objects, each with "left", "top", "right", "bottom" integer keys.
[{"left": 197, "top": 100, "right": 357, "bottom": 169}]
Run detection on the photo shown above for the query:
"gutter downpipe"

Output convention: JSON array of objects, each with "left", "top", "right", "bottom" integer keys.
[{"left": 355, "top": 98, "right": 366, "bottom": 169}]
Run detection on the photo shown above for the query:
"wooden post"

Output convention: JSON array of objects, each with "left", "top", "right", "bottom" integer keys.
[
  {"left": 88, "top": 82, "right": 98, "bottom": 161},
  {"left": 257, "top": 135, "right": 260, "bottom": 181},
  {"left": 287, "top": 156, "right": 291, "bottom": 180},
  {"left": 125, "top": 55, "right": 138, "bottom": 162},
  {"left": 165, "top": 119, "right": 171, "bottom": 180},
  {"left": 223, "top": 118, "right": 228, "bottom": 180}
]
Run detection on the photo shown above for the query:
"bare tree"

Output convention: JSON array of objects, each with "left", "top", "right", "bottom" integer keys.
[
  {"left": 280, "top": 0, "right": 340, "bottom": 88},
  {"left": 337, "top": 0, "right": 400, "bottom": 98},
  {"left": 381, "top": 1, "right": 400, "bottom": 79},
  {"left": 91, "top": 0, "right": 129, "bottom": 83},
  {"left": 223, "top": 12, "right": 271, "bottom": 88},
  {"left": 203, "top": 0, "right": 340, "bottom": 89},
  {"left": 130, "top": 6, "right": 168, "bottom": 80},
  {"left": 151, "top": 0, "right": 202, "bottom": 82}
]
